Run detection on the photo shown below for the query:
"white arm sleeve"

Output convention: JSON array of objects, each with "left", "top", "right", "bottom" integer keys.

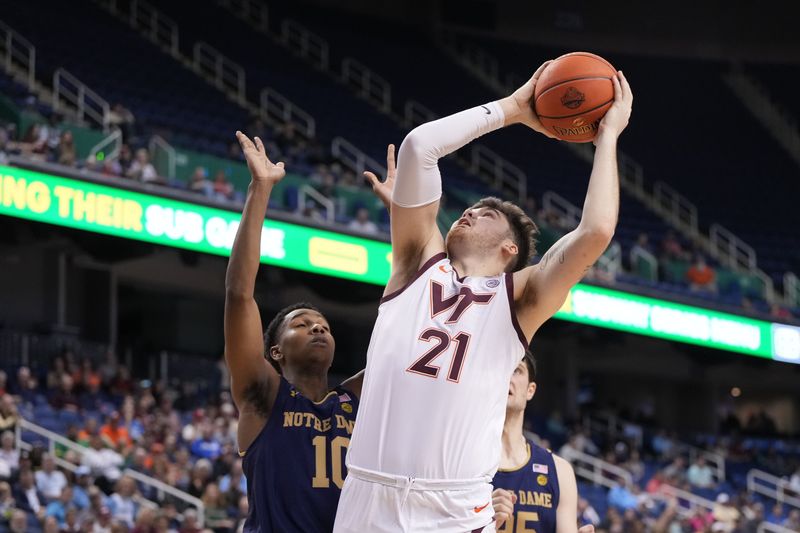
[{"left": 392, "top": 101, "right": 505, "bottom": 208}]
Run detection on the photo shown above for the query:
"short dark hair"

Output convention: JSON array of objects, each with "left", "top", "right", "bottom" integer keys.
[
  {"left": 471, "top": 197, "right": 538, "bottom": 272},
  {"left": 263, "top": 302, "right": 322, "bottom": 372},
  {"left": 523, "top": 349, "right": 537, "bottom": 383}
]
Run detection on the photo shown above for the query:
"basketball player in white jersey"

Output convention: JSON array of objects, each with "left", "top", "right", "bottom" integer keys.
[{"left": 333, "top": 63, "right": 632, "bottom": 532}]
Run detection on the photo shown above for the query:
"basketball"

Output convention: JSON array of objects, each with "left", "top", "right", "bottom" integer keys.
[{"left": 532, "top": 52, "right": 617, "bottom": 142}]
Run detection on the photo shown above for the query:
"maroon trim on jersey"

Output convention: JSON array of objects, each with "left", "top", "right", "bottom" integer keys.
[
  {"left": 380, "top": 252, "right": 448, "bottom": 304},
  {"left": 505, "top": 272, "right": 529, "bottom": 350}
]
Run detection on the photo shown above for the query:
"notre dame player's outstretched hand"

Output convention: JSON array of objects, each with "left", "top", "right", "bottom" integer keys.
[
  {"left": 236, "top": 130, "right": 286, "bottom": 185},
  {"left": 364, "top": 143, "right": 396, "bottom": 211}
]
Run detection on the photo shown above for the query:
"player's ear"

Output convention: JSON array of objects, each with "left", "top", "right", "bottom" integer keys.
[
  {"left": 502, "top": 238, "right": 518, "bottom": 259},
  {"left": 269, "top": 345, "right": 283, "bottom": 363},
  {"left": 526, "top": 381, "right": 537, "bottom": 400}
]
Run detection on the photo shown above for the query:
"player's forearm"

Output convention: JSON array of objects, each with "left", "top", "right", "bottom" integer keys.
[
  {"left": 225, "top": 180, "right": 273, "bottom": 297},
  {"left": 578, "top": 130, "right": 619, "bottom": 238},
  {"left": 392, "top": 101, "right": 505, "bottom": 206}
]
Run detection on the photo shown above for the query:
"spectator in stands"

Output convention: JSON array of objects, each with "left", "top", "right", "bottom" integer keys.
[
  {"left": 180, "top": 507, "right": 202, "bottom": 533},
  {"left": 127, "top": 148, "right": 160, "bottom": 183},
  {"left": 201, "top": 482, "right": 236, "bottom": 532},
  {"left": 13, "top": 468, "right": 45, "bottom": 518},
  {"left": 45, "top": 485, "right": 74, "bottom": 527},
  {"left": 348, "top": 207, "right": 379, "bottom": 235},
  {"left": 132, "top": 506, "right": 157, "bottom": 532},
  {"left": 712, "top": 493, "right": 739, "bottom": 533},
  {"left": 6, "top": 508, "right": 27, "bottom": 533},
  {"left": 35, "top": 454, "right": 68, "bottom": 502},
  {"left": 219, "top": 458, "right": 246, "bottom": 502},
  {"left": 662, "top": 456, "right": 687, "bottom": 485},
  {"left": 578, "top": 497, "right": 600, "bottom": 527},
  {"left": 608, "top": 480, "right": 638, "bottom": 511},
  {"left": 50, "top": 374, "right": 81, "bottom": 412},
  {"left": 100, "top": 411, "right": 132, "bottom": 453},
  {"left": 190, "top": 424, "right": 221, "bottom": 460},
  {"left": 109, "top": 475, "right": 138, "bottom": 528},
  {"left": 624, "top": 450, "right": 645, "bottom": 482},
  {"left": 42, "top": 515, "right": 60, "bottom": 533},
  {"left": 686, "top": 255, "right": 717, "bottom": 292},
  {"left": 660, "top": 230, "right": 689, "bottom": 261},
  {"left": 107, "top": 103, "right": 136, "bottom": 142},
  {"left": 77, "top": 418, "right": 99, "bottom": 446},
  {"left": 82, "top": 432, "right": 124, "bottom": 491},
  {"left": 0, "top": 431, "right": 19, "bottom": 474},
  {"left": 71, "top": 465, "right": 92, "bottom": 510},
  {"left": 783, "top": 509, "right": 800, "bottom": 531},
  {"left": 187, "top": 459, "right": 213, "bottom": 498},
  {"left": 0, "top": 371, "right": 6, "bottom": 396},
  {"left": 651, "top": 429, "right": 675, "bottom": 458},
  {"left": 47, "top": 356, "right": 68, "bottom": 389},
  {"left": 188, "top": 166, "right": 213, "bottom": 197},
  {"left": 13, "top": 366, "right": 38, "bottom": 406},
  {"left": 213, "top": 169, "right": 236, "bottom": 201},
  {"left": 789, "top": 465, "right": 800, "bottom": 494},
  {"left": 56, "top": 130, "right": 77, "bottom": 166},
  {"left": 39, "top": 113, "right": 64, "bottom": 154},
  {"left": 0, "top": 481, "right": 15, "bottom": 514},
  {"left": 688, "top": 505, "right": 713, "bottom": 532},
  {"left": 0, "top": 397, "right": 18, "bottom": 432},
  {"left": 687, "top": 456, "right": 715, "bottom": 489},
  {"left": 770, "top": 302, "right": 792, "bottom": 320}
]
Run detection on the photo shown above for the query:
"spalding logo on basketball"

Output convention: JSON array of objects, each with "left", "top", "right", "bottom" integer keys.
[{"left": 560, "top": 87, "right": 585, "bottom": 109}]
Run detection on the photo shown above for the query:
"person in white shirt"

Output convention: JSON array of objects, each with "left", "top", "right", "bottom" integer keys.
[
  {"left": 82, "top": 433, "right": 123, "bottom": 483},
  {"left": 35, "top": 454, "right": 67, "bottom": 501},
  {"left": 0, "top": 431, "right": 19, "bottom": 471},
  {"left": 109, "top": 476, "right": 138, "bottom": 528},
  {"left": 347, "top": 207, "right": 380, "bottom": 235},
  {"left": 687, "top": 456, "right": 715, "bottom": 489}
]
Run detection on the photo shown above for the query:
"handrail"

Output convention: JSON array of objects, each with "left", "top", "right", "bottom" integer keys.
[
  {"left": 747, "top": 468, "right": 800, "bottom": 510},
  {"left": 709, "top": 223, "right": 757, "bottom": 271},
  {"left": 757, "top": 522, "right": 798, "bottom": 533},
  {"left": 260, "top": 87, "right": 316, "bottom": 139},
  {"left": 148, "top": 135, "right": 176, "bottom": 179},
  {"left": 129, "top": 0, "right": 179, "bottom": 57},
  {"left": 299, "top": 185, "right": 335, "bottom": 223},
  {"left": 123, "top": 468, "right": 205, "bottom": 519},
  {"left": 192, "top": 42, "right": 246, "bottom": 105},
  {"left": 89, "top": 128, "right": 123, "bottom": 163},
  {"left": 280, "top": 19, "right": 329, "bottom": 70},
  {"left": 559, "top": 447, "right": 633, "bottom": 490},
  {"left": 630, "top": 246, "right": 658, "bottom": 282},
  {"left": 404, "top": 100, "right": 437, "bottom": 129},
  {"left": 216, "top": 0, "right": 268, "bottom": 33},
  {"left": 659, "top": 484, "right": 715, "bottom": 514},
  {"left": 341, "top": 57, "right": 391, "bottom": 113},
  {"left": 542, "top": 190, "right": 581, "bottom": 229},
  {"left": 438, "top": 31, "right": 504, "bottom": 94},
  {"left": 0, "top": 19, "right": 36, "bottom": 89},
  {"left": 785, "top": 272, "right": 799, "bottom": 307},
  {"left": 53, "top": 68, "right": 110, "bottom": 130},
  {"left": 653, "top": 181, "right": 699, "bottom": 235},
  {"left": 469, "top": 144, "right": 527, "bottom": 203},
  {"left": 680, "top": 443, "right": 726, "bottom": 483},
  {"left": 331, "top": 137, "right": 386, "bottom": 177},
  {"left": 596, "top": 241, "right": 622, "bottom": 278},
  {"left": 16, "top": 418, "right": 205, "bottom": 525}
]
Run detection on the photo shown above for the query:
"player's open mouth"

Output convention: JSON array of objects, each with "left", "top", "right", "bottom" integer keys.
[
  {"left": 309, "top": 337, "right": 328, "bottom": 346},
  {"left": 456, "top": 219, "right": 471, "bottom": 227}
]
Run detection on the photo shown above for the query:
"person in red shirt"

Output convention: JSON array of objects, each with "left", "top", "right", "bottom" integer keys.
[{"left": 686, "top": 255, "right": 716, "bottom": 292}]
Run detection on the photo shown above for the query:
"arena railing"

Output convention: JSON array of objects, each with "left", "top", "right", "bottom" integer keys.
[
  {"left": 747, "top": 469, "right": 800, "bottom": 511},
  {"left": 470, "top": 144, "right": 527, "bottom": 204},
  {"left": 757, "top": 522, "right": 798, "bottom": 533},
  {"left": 53, "top": 68, "right": 110, "bottom": 131},
  {"left": 260, "top": 87, "right": 316, "bottom": 139},
  {"left": 559, "top": 447, "right": 632, "bottom": 490},
  {"left": 653, "top": 181, "right": 699, "bottom": 238},
  {"left": 403, "top": 100, "right": 437, "bottom": 129},
  {"left": 785, "top": 272, "right": 799, "bottom": 308},
  {"left": 679, "top": 443, "right": 726, "bottom": 484},
  {"left": 659, "top": 484, "right": 715, "bottom": 516},
  {"left": 0, "top": 19, "right": 36, "bottom": 90},
  {"left": 192, "top": 42, "right": 247, "bottom": 106},
  {"left": 89, "top": 128, "right": 123, "bottom": 165},
  {"left": 15, "top": 418, "right": 205, "bottom": 526},
  {"left": 129, "top": 0, "right": 180, "bottom": 58},
  {"left": 216, "top": 0, "right": 269, "bottom": 34},
  {"left": 280, "top": 19, "right": 330, "bottom": 71},
  {"left": 331, "top": 136, "right": 387, "bottom": 178},
  {"left": 149, "top": 135, "right": 177, "bottom": 179},
  {"left": 299, "top": 185, "right": 335, "bottom": 223},
  {"left": 341, "top": 57, "right": 392, "bottom": 114}
]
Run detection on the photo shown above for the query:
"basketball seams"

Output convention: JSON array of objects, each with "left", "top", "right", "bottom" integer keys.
[
  {"left": 539, "top": 99, "right": 614, "bottom": 120},
  {"left": 535, "top": 76, "right": 614, "bottom": 100}
]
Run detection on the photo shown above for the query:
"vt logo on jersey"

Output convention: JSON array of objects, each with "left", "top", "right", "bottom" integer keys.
[{"left": 429, "top": 280, "right": 495, "bottom": 323}]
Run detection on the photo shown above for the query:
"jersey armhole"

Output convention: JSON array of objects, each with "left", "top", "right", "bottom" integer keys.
[
  {"left": 380, "top": 252, "right": 447, "bottom": 304},
  {"left": 238, "top": 377, "right": 290, "bottom": 457},
  {"left": 504, "top": 272, "right": 529, "bottom": 350}
]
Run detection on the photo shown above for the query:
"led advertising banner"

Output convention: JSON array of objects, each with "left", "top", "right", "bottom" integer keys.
[{"left": 1, "top": 165, "right": 798, "bottom": 364}]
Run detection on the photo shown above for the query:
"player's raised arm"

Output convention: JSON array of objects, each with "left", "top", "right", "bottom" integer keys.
[
  {"left": 385, "top": 64, "right": 555, "bottom": 294},
  {"left": 513, "top": 72, "right": 633, "bottom": 339},
  {"left": 224, "top": 131, "right": 286, "bottom": 449}
]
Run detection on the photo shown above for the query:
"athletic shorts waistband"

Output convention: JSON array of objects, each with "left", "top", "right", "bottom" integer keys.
[{"left": 346, "top": 464, "right": 492, "bottom": 491}]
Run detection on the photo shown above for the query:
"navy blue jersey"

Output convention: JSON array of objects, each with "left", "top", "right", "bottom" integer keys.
[
  {"left": 242, "top": 377, "right": 358, "bottom": 533},
  {"left": 492, "top": 440, "right": 560, "bottom": 533}
]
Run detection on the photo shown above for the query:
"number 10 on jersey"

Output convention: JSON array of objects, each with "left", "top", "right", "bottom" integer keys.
[{"left": 406, "top": 328, "right": 472, "bottom": 383}]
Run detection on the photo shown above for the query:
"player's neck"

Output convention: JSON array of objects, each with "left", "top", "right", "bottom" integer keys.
[
  {"left": 282, "top": 369, "right": 330, "bottom": 402},
  {"left": 500, "top": 409, "right": 528, "bottom": 469},
  {"left": 449, "top": 254, "right": 506, "bottom": 278}
]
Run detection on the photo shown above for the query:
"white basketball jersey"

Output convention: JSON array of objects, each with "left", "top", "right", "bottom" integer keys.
[{"left": 347, "top": 253, "right": 527, "bottom": 480}]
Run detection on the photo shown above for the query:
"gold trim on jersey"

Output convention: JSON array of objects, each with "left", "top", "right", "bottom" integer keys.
[
  {"left": 309, "top": 390, "right": 338, "bottom": 405},
  {"left": 497, "top": 442, "right": 531, "bottom": 473}
]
